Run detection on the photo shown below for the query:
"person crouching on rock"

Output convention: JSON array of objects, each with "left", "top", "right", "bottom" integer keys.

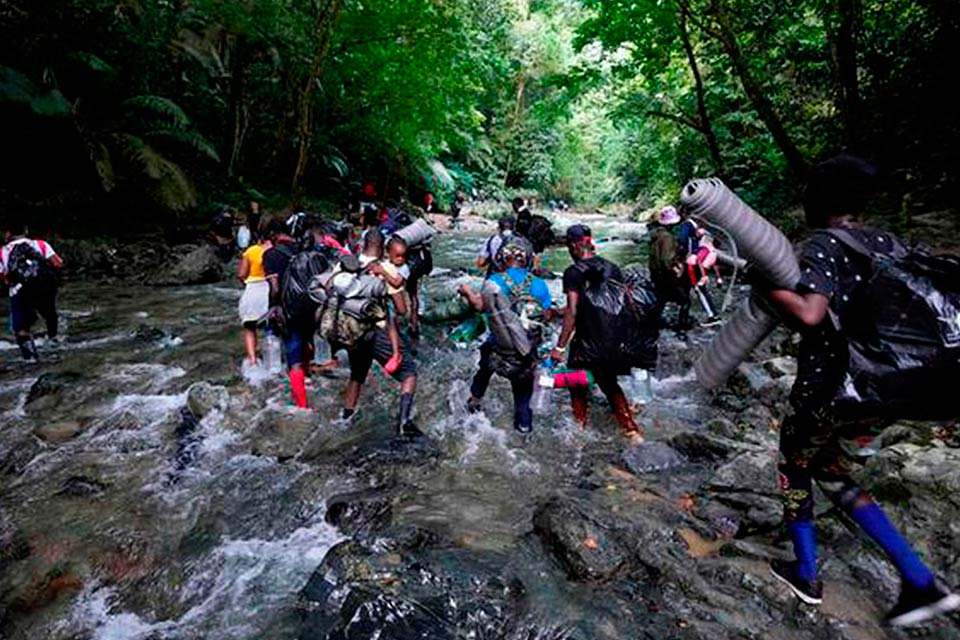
[
  {"left": 459, "top": 236, "right": 552, "bottom": 434},
  {"left": 759, "top": 155, "right": 960, "bottom": 625},
  {"left": 549, "top": 225, "right": 644, "bottom": 444}
]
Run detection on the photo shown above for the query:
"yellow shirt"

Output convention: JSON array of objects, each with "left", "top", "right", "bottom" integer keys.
[{"left": 242, "top": 244, "right": 267, "bottom": 283}]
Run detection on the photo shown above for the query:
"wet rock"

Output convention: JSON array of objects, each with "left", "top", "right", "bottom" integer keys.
[
  {"left": 33, "top": 420, "right": 85, "bottom": 445},
  {"left": 344, "top": 432, "right": 442, "bottom": 473},
  {"left": 876, "top": 422, "right": 935, "bottom": 449},
  {"left": 761, "top": 357, "right": 797, "bottom": 379},
  {"left": 859, "top": 444, "right": 960, "bottom": 583},
  {"left": 300, "top": 541, "right": 526, "bottom": 640},
  {"left": 148, "top": 244, "right": 224, "bottom": 286},
  {"left": 172, "top": 407, "right": 202, "bottom": 475},
  {"left": 670, "top": 432, "right": 741, "bottom": 462},
  {"left": 186, "top": 382, "right": 229, "bottom": 419},
  {"left": 0, "top": 437, "right": 42, "bottom": 476},
  {"left": 0, "top": 508, "right": 29, "bottom": 574},
  {"left": 706, "top": 449, "right": 782, "bottom": 534},
  {"left": 532, "top": 499, "right": 628, "bottom": 581},
  {"left": 621, "top": 441, "right": 687, "bottom": 474},
  {"left": 26, "top": 371, "right": 83, "bottom": 405},
  {"left": 133, "top": 324, "right": 168, "bottom": 343},
  {"left": 248, "top": 408, "right": 317, "bottom": 461},
  {"left": 325, "top": 489, "right": 394, "bottom": 540},
  {"left": 56, "top": 475, "right": 108, "bottom": 498}
]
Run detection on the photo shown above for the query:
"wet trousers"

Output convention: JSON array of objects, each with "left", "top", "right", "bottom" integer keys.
[{"left": 469, "top": 340, "right": 534, "bottom": 431}]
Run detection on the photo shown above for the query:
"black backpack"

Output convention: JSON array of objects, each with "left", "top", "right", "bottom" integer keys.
[
  {"left": 826, "top": 229, "right": 960, "bottom": 421},
  {"left": 281, "top": 250, "right": 329, "bottom": 325},
  {"left": 6, "top": 242, "right": 55, "bottom": 289}
]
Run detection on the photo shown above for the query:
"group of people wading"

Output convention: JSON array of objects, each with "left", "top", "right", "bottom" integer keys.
[{"left": 4, "top": 155, "right": 960, "bottom": 627}]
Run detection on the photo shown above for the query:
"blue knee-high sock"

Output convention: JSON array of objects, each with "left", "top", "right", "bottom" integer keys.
[
  {"left": 849, "top": 501, "right": 934, "bottom": 590},
  {"left": 787, "top": 520, "right": 818, "bottom": 581}
]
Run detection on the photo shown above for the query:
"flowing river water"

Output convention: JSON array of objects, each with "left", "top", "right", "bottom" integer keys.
[{"left": 1, "top": 215, "right": 956, "bottom": 639}]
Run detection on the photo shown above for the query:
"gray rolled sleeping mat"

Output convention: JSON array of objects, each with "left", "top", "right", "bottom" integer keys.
[
  {"left": 480, "top": 279, "right": 534, "bottom": 356},
  {"left": 393, "top": 218, "right": 437, "bottom": 248},
  {"left": 680, "top": 178, "right": 800, "bottom": 389}
]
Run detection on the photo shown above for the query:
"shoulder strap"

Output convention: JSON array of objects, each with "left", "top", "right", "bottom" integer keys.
[{"left": 823, "top": 229, "right": 875, "bottom": 259}]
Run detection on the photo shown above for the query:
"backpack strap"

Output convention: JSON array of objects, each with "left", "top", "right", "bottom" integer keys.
[{"left": 824, "top": 228, "right": 908, "bottom": 261}]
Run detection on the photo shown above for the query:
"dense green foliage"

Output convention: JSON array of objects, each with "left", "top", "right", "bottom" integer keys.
[{"left": 0, "top": 0, "right": 956, "bottom": 228}]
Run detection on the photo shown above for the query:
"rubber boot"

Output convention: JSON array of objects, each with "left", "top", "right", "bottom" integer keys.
[
  {"left": 571, "top": 391, "right": 590, "bottom": 429},
  {"left": 289, "top": 368, "right": 308, "bottom": 408},
  {"left": 611, "top": 391, "right": 644, "bottom": 443},
  {"left": 17, "top": 337, "right": 38, "bottom": 363}
]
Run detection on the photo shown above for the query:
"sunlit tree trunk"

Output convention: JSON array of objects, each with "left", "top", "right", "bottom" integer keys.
[
  {"left": 711, "top": 4, "right": 808, "bottom": 179},
  {"left": 291, "top": 0, "right": 345, "bottom": 201},
  {"left": 678, "top": 4, "right": 725, "bottom": 178}
]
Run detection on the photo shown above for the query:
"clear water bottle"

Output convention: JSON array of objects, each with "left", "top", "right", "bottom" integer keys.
[
  {"left": 263, "top": 330, "right": 283, "bottom": 374},
  {"left": 631, "top": 368, "right": 653, "bottom": 405},
  {"left": 313, "top": 333, "right": 331, "bottom": 364},
  {"left": 531, "top": 366, "right": 553, "bottom": 415}
]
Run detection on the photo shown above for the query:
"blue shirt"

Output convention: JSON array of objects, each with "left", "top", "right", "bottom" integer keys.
[
  {"left": 676, "top": 219, "right": 700, "bottom": 258},
  {"left": 489, "top": 267, "right": 552, "bottom": 309}
]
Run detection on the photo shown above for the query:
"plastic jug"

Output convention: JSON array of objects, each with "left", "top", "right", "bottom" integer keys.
[
  {"left": 263, "top": 330, "right": 283, "bottom": 374},
  {"left": 623, "top": 368, "right": 653, "bottom": 405},
  {"left": 531, "top": 366, "right": 552, "bottom": 415}
]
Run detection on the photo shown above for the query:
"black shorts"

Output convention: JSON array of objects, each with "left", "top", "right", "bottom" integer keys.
[
  {"left": 347, "top": 327, "right": 417, "bottom": 383},
  {"left": 404, "top": 247, "right": 433, "bottom": 293}
]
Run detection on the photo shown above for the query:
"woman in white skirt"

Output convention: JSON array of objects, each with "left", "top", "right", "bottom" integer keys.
[{"left": 237, "top": 232, "right": 272, "bottom": 366}]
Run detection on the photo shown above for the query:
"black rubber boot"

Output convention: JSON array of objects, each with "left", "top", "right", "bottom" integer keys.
[{"left": 17, "top": 337, "right": 38, "bottom": 363}]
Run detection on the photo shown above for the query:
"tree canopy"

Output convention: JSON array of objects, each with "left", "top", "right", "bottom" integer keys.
[{"left": 0, "top": 0, "right": 956, "bottom": 228}]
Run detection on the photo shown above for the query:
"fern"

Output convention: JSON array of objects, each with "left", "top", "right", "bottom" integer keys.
[
  {"left": 143, "top": 128, "right": 221, "bottom": 163},
  {"left": 122, "top": 95, "right": 192, "bottom": 128},
  {"left": 110, "top": 133, "right": 197, "bottom": 212},
  {"left": 317, "top": 144, "right": 349, "bottom": 177}
]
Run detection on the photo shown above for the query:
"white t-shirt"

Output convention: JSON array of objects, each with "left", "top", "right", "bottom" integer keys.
[{"left": 0, "top": 237, "right": 58, "bottom": 296}]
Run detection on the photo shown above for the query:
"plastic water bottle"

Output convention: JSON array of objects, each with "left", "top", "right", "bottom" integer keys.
[
  {"left": 263, "top": 330, "right": 283, "bottom": 374},
  {"left": 531, "top": 366, "right": 553, "bottom": 415},
  {"left": 313, "top": 334, "right": 331, "bottom": 364},
  {"left": 619, "top": 369, "right": 653, "bottom": 404}
]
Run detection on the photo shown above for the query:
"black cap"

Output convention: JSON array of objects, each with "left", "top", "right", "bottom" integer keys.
[
  {"left": 498, "top": 216, "right": 515, "bottom": 231},
  {"left": 564, "top": 224, "right": 592, "bottom": 243}
]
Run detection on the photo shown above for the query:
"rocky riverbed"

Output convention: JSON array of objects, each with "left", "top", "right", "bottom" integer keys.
[{"left": 2, "top": 219, "right": 960, "bottom": 640}]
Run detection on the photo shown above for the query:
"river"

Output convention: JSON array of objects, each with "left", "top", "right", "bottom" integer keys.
[{"left": 0, "top": 216, "right": 954, "bottom": 639}]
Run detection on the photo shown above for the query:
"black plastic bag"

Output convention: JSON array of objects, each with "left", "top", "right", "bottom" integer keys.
[
  {"left": 281, "top": 251, "right": 329, "bottom": 326},
  {"left": 828, "top": 230, "right": 960, "bottom": 421},
  {"left": 570, "top": 266, "right": 659, "bottom": 371}
]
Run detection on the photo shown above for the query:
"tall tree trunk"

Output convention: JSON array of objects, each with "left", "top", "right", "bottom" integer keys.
[
  {"left": 502, "top": 73, "right": 526, "bottom": 189},
  {"left": 712, "top": 5, "right": 809, "bottom": 179},
  {"left": 834, "top": 0, "right": 862, "bottom": 149},
  {"left": 678, "top": 4, "right": 725, "bottom": 178},
  {"left": 291, "top": 0, "right": 345, "bottom": 201},
  {"left": 227, "top": 36, "right": 250, "bottom": 178}
]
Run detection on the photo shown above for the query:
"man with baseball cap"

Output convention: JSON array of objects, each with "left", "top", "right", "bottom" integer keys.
[{"left": 549, "top": 224, "right": 644, "bottom": 442}]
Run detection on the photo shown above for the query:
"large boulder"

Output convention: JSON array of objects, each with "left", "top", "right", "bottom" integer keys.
[
  {"left": 26, "top": 371, "right": 83, "bottom": 405},
  {"left": 33, "top": 420, "right": 86, "bottom": 445},
  {"left": 704, "top": 448, "right": 782, "bottom": 535},
  {"left": 186, "top": 382, "right": 229, "bottom": 419},
  {"left": 148, "top": 245, "right": 225, "bottom": 286},
  {"left": 858, "top": 443, "right": 960, "bottom": 583},
  {"left": 532, "top": 499, "right": 629, "bottom": 582},
  {"left": 621, "top": 441, "right": 688, "bottom": 474},
  {"left": 299, "top": 541, "right": 525, "bottom": 640}
]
